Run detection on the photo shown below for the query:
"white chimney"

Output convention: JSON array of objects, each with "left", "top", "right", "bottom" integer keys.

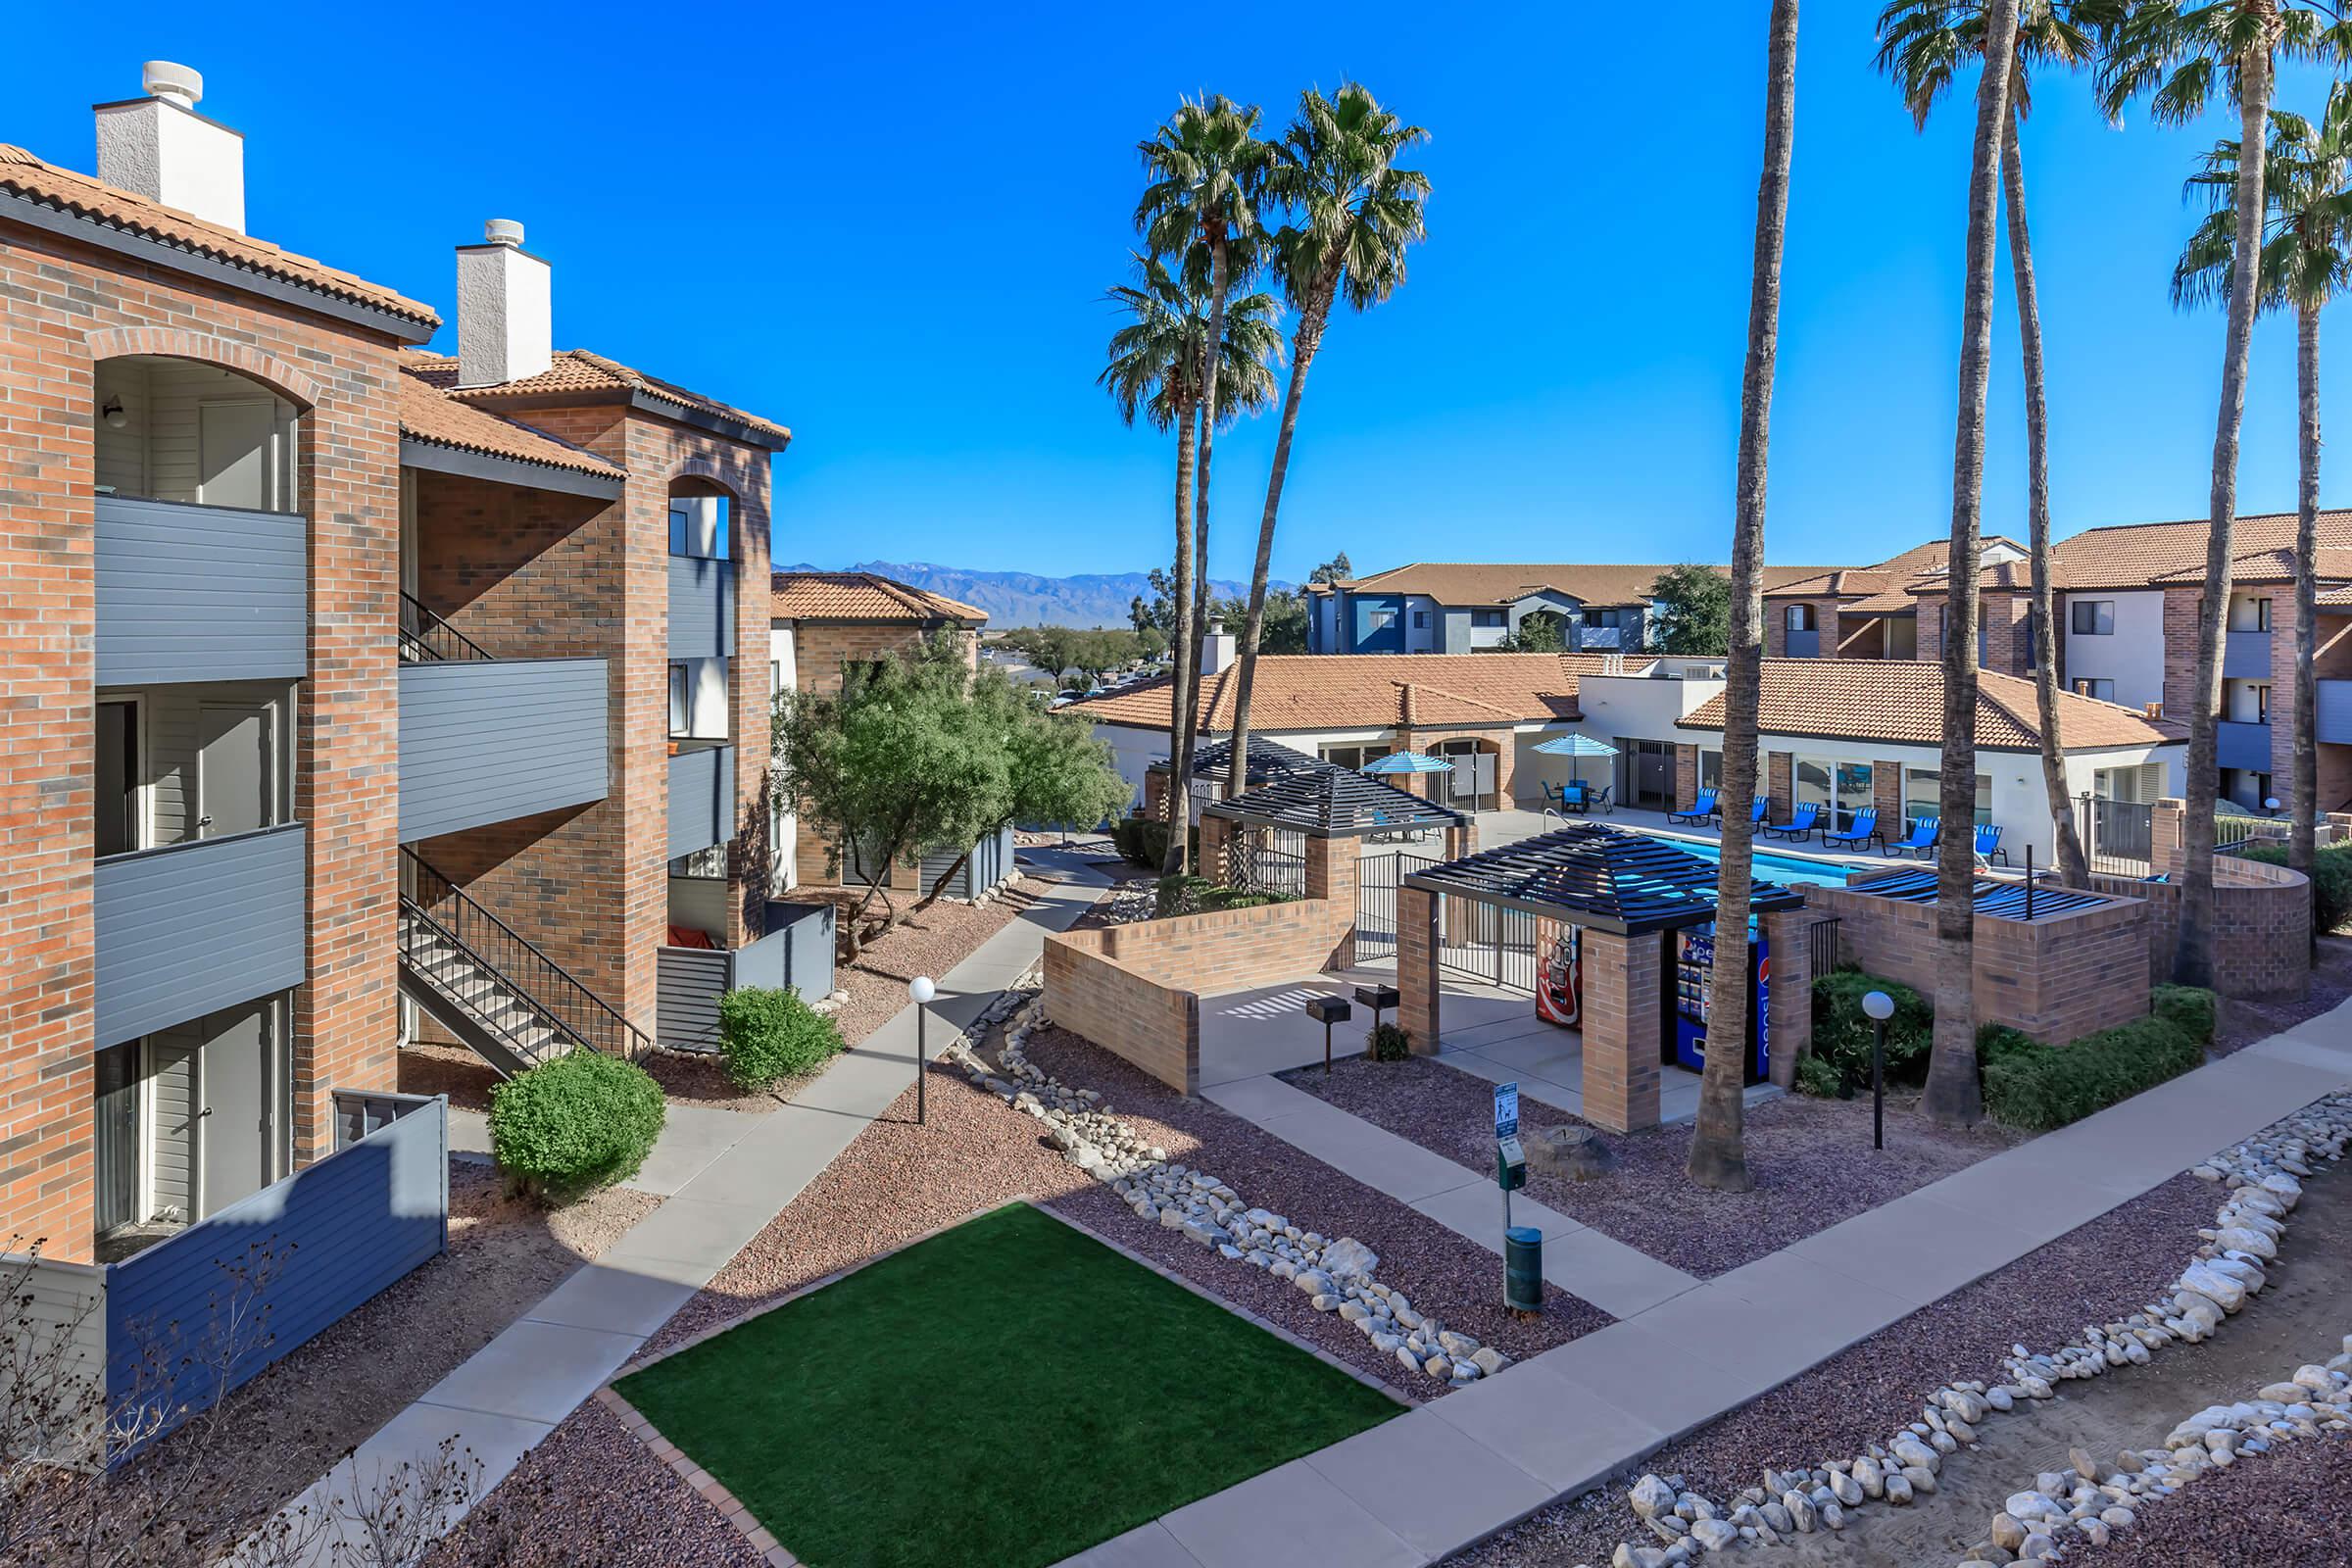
[
  {"left": 455, "top": 220, "right": 552, "bottom": 388},
  {"left": 1201, "top": 617, "right": 1237, "bottom": 675},
  {"left": 95, "top": 62, "right": 245, "bottom": 231}
]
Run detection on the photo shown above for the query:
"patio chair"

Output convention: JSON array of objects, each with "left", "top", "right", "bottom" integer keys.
[
  {"left": 1974, "top": 823, "right": 2009, "bottom": 867},
  {"left": 1762, "top": 802, "right": 1820, "bottom": 842},
  {"left": 1588, "top": 783, "right": 1614, "bottom": 815},
  {"left": 1560, "top": 780, "right": 1592, "bottom": 813},
  {"left": 1539, "top": 780, "right": 1566, "bottom": 808},
  {"left": 1822, "top": 807, "right": 1883, "bottom": 852},
  {"left": 1667, "top": 788, "right": 1719, "bottom": 827},
  {"left": 1885, "top": 815, "right": 1938, "bottom": 858}
]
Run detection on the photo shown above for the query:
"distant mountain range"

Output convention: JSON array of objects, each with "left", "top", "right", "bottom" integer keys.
[{"left": 778, "top": 560, "right": 1296, "bottom": 629}]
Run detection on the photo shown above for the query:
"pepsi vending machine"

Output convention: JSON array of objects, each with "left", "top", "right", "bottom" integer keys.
[{"left": 1671, "top": 920, "right": 1769, "bottom": 1084}]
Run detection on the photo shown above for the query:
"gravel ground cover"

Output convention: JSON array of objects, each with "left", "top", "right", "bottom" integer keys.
[
  {"left": 806, "top": 876, "right": 1046, "bottom": 1045},
  {"left": 1284, "top": 1055, "right": 2019, "bottom": 1277},
  {"left": 2059, "top": 1430, "right": 2351, "bottom": 1567},
  {"left": 2214, "top": 933, "right": 2352, "bottom": 1054},
  {"left": 113, "top": 1162, "right": 656, "bottom": 1565},
  {"left": 1449, "top": 1171, "right": 2233, "bottom": 1567},
  {"left": 614, "top": 1202, "right": 1398, "bottom": 1568}
]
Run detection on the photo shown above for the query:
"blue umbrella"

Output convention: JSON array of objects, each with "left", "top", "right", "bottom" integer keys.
[
  {"left": 1531, "top": 732, "right": 1619, "bottom": 797},
  {"left": 1362, "top": 752, "right": 1452, "bottom": 776}
]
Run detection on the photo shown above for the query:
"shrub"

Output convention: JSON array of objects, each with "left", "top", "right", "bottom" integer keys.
[
  {"left": 489, "top": 1049, "right": 665, "bottom": 1201},
  {"left": 1808, "top": 970, "right": 1933, "bottom": 1094},
  {"left": 1981, "top": 1015, "right": 2204, "bottom": 1132},
  {"left": 1367, "top": 1022, "right": 1413, "bottom": 1062},
  {"left": 1793, "top": 1053, "right": 1846, "bottom": 1100},
  {"left": 1112, "top": 818, "right": 1199, "bottom": 871},
  {"left": 718, "top": 986, "right": 845, "bottom": 1091},
  {"left": 2150, "top": 984, "right": 2217, "bottom": 1046},
  {"left": 2239, "top": 841, "right": 2352, "bottom": 933}
]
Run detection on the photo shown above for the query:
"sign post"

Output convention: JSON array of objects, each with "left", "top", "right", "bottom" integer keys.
[
  {"left": 1494, "top": 1081, "right": 1523, "bottom": 1233},
  {"left": 1493, "top": 1081, "right": 1539, "bottom": 1313}
]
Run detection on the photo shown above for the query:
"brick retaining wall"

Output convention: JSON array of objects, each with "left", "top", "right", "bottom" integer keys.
[{"left": 2099, "top": 799, "right": 2314, "bottom": 1000}]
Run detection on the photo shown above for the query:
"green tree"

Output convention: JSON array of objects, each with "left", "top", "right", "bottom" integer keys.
[
  {"left": 1644, "top": 564, "right": 1733, "bottom": 655},
  {"left": 1689, "top": 0, "right": 1798, "bottom": 1193},
  {"left": 2175, "top": 83, "right": 2352, "bottom": 877},
  {"left": 1307, "top": 550, "right": 1354, "bottom": 584},
  {"left": 1225, "top": 84, "right": 1431, "bottom": 801},
  {"left": 1497, "top": 610, "right": 1566, "bottom": 653},
  {"left": 1129, "top": 594, "right": 1151, "bottom": 638},
  {"left": 1256, "top": 587, "right": 1311, "bottom": 654},
  {"left": 2100, "top": 0, "right": 2352, "bottom": 985},
  {"left": 1877, "top": 0, "right": 2096, "bottom": 889}
]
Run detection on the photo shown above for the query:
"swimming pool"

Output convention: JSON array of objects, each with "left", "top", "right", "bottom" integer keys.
[{"left": 1628, "top": 831, "right": 1857, "bottom": 889}]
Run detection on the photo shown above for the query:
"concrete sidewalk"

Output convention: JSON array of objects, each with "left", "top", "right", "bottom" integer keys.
[
  {"left": 268, "top": 853, "right": 1109, "bottom": 1563},
  {"left": 1074, "top": 1003, "right": 2352, "bottom": 1568}
]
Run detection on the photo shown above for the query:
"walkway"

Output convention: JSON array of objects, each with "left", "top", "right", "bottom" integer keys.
[
  {"left": 1066, "top": 1002, "right": 2352, "bottom": 1568},
  {"left": 270, "top": 851, "right": 1110, "bottom": 1562}
]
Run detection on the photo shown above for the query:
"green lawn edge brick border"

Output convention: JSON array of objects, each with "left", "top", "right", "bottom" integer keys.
[{"left": 598, "top": 1198, "right": 1412, "bottom": 1568}]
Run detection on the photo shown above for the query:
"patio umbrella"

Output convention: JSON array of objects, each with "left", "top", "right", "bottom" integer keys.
[
  {"left": 1531, "top": 732, "right": 1619, "bottom": 796},
  {"left": 1360, "top": 752, "right": 1452, "bottom": 777}
]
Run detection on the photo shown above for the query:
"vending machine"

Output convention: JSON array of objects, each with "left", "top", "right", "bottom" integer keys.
[
  {"left": 1671, "top": 920, "right": 1769, "bottom": 1083},
  {"left": 1535, "top": 922, "right": 1581, "bottom": 1029}
]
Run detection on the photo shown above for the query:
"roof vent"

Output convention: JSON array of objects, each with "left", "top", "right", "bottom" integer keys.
[
  {"left": 95, "top": 60, "right": 244, "bottom": 231},
  {"left": 141, "top": 61, "right": 203, "bottom": 109},
  {"left": 483, "top": 218, "right": 525, "bottom": 247}
]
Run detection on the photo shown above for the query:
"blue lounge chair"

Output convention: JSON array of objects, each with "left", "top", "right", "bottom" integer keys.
[
  {"left": 1823, "top": 807, "right": 1883, "bottom": 851},
  {"left": 1885, "top": 815, "right": 1938, "bottom": 858},
  {"left": 1744, "top": 799, "right": 1768, "bottom": 827},
  {"left": 1762, "top": 803, "right": 1820, "bottom": 842},
  {"left": 1974, "top": 823, "right": 2009, "bottom": 866},
  {"left": 1667, "top": 788, "right": 1718, "bottom": 826}
]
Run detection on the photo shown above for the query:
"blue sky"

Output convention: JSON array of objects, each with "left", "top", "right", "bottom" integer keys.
[{"left": 7, "top": 2, "right": 2347, "bottom": 584}]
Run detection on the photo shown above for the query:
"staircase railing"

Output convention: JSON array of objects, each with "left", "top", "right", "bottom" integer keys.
[
  {"left": 399, "top": 849, "right": 653, "bottom": 1061},
  {"left": 399, "top": 591, "right": 494, "bottom": 664}
]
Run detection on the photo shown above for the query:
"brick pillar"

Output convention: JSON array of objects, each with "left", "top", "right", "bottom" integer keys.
[
  {"left": 1198, "top": 812, "right": 1234, "bottom": 885},
  {"left": 2152, "top": 797, "right": 2186, "bottom": 872},
  {"left": 726, "top": 467, "right": 774, "bottom": 948},
  {"left": 1766, "top": 752, "right": 1793, "bottom": 820},
  {"left": 1874, "top": 760, "right": 1905, "bottom": 833},
  {"left": 1766, "top": 607, "right": 1787, "bottom": 659},
  {"left": 1674, "top": 744, "right": 1699, "bottom": 811},
  {"left": 1819, "top": 602, "right": 1841, "bottom": 661},
  {"left": 1144, "top": 767, "right": 1169, "bottom": 822},
  {"left": 1762, "top": 907, "right": 1823, "bottom": 1091},
  {"left": 1302, "top": 831, "right": 1358, "bottom": 968},
  {"left": 1580, "top": 927, "right": 1663, "bottom": 1132},
  {"left": 1443, "top": 819, "right": 1479, "bottom": 860},
  {"left": 1398, "top": 885, "right": 1441, "bottom": 1053},
  {"left": 1917, "top": 598, "right": 1944, "bottom": 662}
]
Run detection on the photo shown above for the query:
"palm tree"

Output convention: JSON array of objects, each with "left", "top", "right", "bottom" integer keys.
[
  {"left": 1138, "top": 96, "right": 1271, "bottom": 832},
  {"left": 1918, "top": 0, "right": 2025, "bottom": 1130},
  {"left": 2099, "top": 0, "right": 2352, "bottom": 985},
  {"left": 2174, "top": 83, "right": 2352, "bottom": 877},
  {"left": 1222, "top": 84, "right": 1432, "bottom": 802},
  {"left": 1689, "top": 0, "right": 1799, "bottom": 1193},
  {"left": 1877, "top": 0, "right": 2095, "bottom": 888}
]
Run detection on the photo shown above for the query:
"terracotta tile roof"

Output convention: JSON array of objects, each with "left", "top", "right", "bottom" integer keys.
[
  {"left": 2147, "top": 542, "right": 2352, "bottom": 588},
  {"left": 2047, "top": 510, "right": 2352, "bottom": 590},
  {"left": 0, "top": 143, "right": 437, "bottom": 328},
  {"left": 1675, "top": 660, "right": 2184, "bottom": 751},
  {"left": 1068, "top": 652, "right": 1656, "bottom": 733},
  {"left": 408, "top": 349, "right": 791, "bottom": 445},
  {"left": 770, "top": 570, "right": 986, "bottom": 624},
  {"left": 397, "top": 369, "right": 623, "bottom": 480},
  {"left": 1308, "top": 562, "right": 1835, "bottom": 608},
  {"left": 1767, "top": 536, "right": 2025, "bottom": 602}
]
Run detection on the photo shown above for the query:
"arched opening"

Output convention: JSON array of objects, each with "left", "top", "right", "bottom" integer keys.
[{"left": 94, "top": 355, "right": 305, "bottom": 513}]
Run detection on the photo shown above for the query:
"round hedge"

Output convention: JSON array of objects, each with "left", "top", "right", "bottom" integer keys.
[
  {"left": 718, "top": 986, "right": 844, "bottom": 1092},
  {"left": 489, "top": 1048, "right": 665, "bottom": 1202}
]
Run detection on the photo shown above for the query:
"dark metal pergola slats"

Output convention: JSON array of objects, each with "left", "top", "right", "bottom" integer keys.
[
  {"left": 1156, "top": 736, "right": 1336, "bottom": 787},
  {"left": 1401, "top": 822, "right": 1803, "bottom": 936},
  {"left": 1203, "top": 768, "right": 1466, "bottom": 839},
  {"left": 1839, "top": 868, "right": 2113, "bottom": 921}
]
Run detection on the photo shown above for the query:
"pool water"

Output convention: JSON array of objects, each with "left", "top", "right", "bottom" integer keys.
[{"left": 1632, "top": 832, "right": 1853, "bottom": 889}]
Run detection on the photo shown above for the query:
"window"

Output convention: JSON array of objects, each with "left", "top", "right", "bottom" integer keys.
[
  {"left": 2255, "top": 683, "right": 2273, "bottom": 724},
  {"left": 1319, "top": 744, "right": 1395, "bottom": 772},
  {"left": 668, "top": 662, "right": 691, "bottom": 736},
  {"left": 2255, "top": 597, "right": 2273, "bottom": 631},
  {"left": 1699, "top": 748, "right": 1723, "bottom": 795},
  {"left": 1792, "top": 758, "right": 1831, "bottom": 823},
  {"left": 669, "top": 846, "right": 728, "bottom": 879},
  {"left": 96, "top": 697, "right": 142, "bottom": 858},
  {"left": 1366, "top": 609, "right": 1396, "bottom": 631},
  {"left": 1471, "top": 609, "right": 1506, "bottom": 628},
  {"left": 1786, "top": 604, "right": 1816, "bottom": 633},
  {"left": 2072, "top": 677, "right": 2115, "bottom": 702},
  {"left": 2071, "top": 600, "right": 2115, "bottom": 636},
  {"left": 1411, "top": 609, "right": 1429, "bottom": 629},
  {"left": 1905, "top": 765, "right": 1992, "bottom": 827}
]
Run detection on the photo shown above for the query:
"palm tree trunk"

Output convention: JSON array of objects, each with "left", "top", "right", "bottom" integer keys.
[
  {"left": 1921, "top": 0, "right": 2020, "bottom": 1130},
  {"left": 2177, "top": 41, "right": 2274, "bottom": 987},
  {"left": 1689, "top": 0, "right": 1797, "bottom": 1194},
  {"left": 1160, "top": 397, "right": 1200, "bottom": 876},
  {"left": 2293, "top": 297, "right": 2320, "bottom": 874},
  {"left": 1226, "top": 258, "right": 1345, "bottom": 802},
  {"left": 2003, "top": 99, "right": 2089, "bottom": 888}
]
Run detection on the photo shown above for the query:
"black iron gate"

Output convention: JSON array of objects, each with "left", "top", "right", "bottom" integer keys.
[
  {"left": 2077, "top": 793, "right": 2153, "bottom": 876},
  {"left": 1354, "top": 852, "right": 1430, "bottom": 959},
  {"left": 1230, "top": 824, "right": 1307, "bottom": 899},
  {"left": 1437, "top": 896, "right": 1539, "bottom": 994}
]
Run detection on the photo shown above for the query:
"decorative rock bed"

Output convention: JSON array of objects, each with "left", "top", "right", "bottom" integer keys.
[
  {"left": 1596, "top": 1086, "right": 2352, "bottom": 1568},
  {"left": 941, "top": 974, "right": 1511, "bottom": 1390}
]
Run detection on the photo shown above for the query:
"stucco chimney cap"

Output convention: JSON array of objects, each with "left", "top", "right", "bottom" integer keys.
[{"left": 141, "top": 62, "right": 203, "bottom": 109}]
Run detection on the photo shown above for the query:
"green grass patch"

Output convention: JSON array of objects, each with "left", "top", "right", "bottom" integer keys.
[{"left": 613, "top": 1201, "right": 1398, "bottom": 1568}]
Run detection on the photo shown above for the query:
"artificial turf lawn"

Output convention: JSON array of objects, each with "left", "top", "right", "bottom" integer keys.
[{"left": 612, "top": 1200, "right": 1400, "bottom": 1568}]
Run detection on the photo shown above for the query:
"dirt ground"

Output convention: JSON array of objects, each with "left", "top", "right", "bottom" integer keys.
[{"left": 103, "top": 1161, "right": 656, "bottom": 1565}]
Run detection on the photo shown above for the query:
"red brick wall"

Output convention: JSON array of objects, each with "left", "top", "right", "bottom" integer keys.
[
  {"left": 2162, "top": 587, "right": 2205, "bottom": 724},
  {"left": 1674, "top": 744, "right": 1699, "bottom": 811},
  {"left": 1874, "top": 760, "right": 1906, "bottom": 833},
  {"left": 1980, "top": 592, "right": 2032, "bottom": 677},
  {"left": 790, "top": 622, "right": 976, "bottom": 698},
  {"left": 1765, "top": 598, "right": 1839, "bottom": 660},
  {"left": 1, "top": 233, "right": 410, "bottom": 1256},
  {"left": 1916, "top": 598, "right": 1944, "bottom": 662},
  {"left": 1761, "top": 906, "right": 1825, "bottom": 1089},
  {"left": 2110, "top": 799, "right": 2312, "bottom": 998},
  {"left": 1398, "top": 885, "right": 1441, "bottom": 1051},
  {"left": 1580, "top": 927, "right": 1664, "bottom": 1132},
  {"left": 1766, "top": 751, "right": 1793, "bottom": 819}
]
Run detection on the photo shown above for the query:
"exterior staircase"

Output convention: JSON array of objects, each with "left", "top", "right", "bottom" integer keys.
[{"left": 397, "top": 849, "right": 652, "bottom": 1078}]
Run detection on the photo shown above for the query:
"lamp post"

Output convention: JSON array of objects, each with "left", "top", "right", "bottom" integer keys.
[
  {"left": 1862, "top": 989, "right": 1893, "bottom": 1151},
  {"left": 910, "top": 975, "right": 936, "bottom": 1125}
]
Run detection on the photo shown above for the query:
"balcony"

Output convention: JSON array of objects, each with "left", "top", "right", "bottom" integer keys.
[
  {"left": 96, "top": 495, "right": 308, "bottom": 685},
  {"left": 398, "top": 659, "right": 610, "bottom": 842},
  {"left": 2216, "top": 719, "right": 2275, "bottom": 775},
  {"left": 668, "top": 741, "right": 736, "bottom": 858},
  {"left": 1783, "top": 629, "right": 1820, "bottom": 658},
  {"left": 94, "top": 824, "right": 308, "bottom": 1049},
  {"left": 2320, "top": 679, "right": 2352, "bottom": 746},
  {"left": 2223, "top": 629, "right": 2273, "bottom": 680},
  {"left": 669, "top": 555, "right": 738, "bottom": 661}
]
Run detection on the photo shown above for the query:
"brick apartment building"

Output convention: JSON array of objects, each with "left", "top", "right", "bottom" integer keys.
[{"left": 1, "top": 53, "right": 788, "bottom": 1337}]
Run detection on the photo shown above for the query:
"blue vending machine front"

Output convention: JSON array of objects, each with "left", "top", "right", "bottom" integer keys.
[{"left": 1671, "top": 922, "right": 1769, "bottom": 1084}]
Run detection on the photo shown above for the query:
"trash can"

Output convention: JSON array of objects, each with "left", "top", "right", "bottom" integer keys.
[{"left": 1503, "top": 1225, "right": 1544, "bottom": 1313}]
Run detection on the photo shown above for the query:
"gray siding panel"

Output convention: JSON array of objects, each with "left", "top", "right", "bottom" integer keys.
[
  {"left": 0, "top": 1256, "right": 109, "bottom": 1464},
  {"left": 2223, "top": 629, "right": 2274, "bottom": 680},
  {"left": 2321, "top": 679, "right": 2352, "bottom": 746},
  {"left": 657, "top": 947, "right": 731, "bottom": 1053},
  {"left": 97, "top": 496, "right": 308, "bottom": 685},
  {"left": 398, "top": 659, "right": 609, "bottom": 843},
  {"left": 760, "top": 901, "right": 837, "bottom": 1002},
  {"left": 667, "top": 745, "right": 735, "bottom": 858},
  {"left": 2217, "top": 719, "right": 2275, "bottom": 775},
  {"left": 658, "top": 904, "right": 838, "bottom": 1053},
  {"left": 668, "top": 556, "right": 738, "bottom": 661},
  {"left": 94, "top": 824, "right": 308, "bottom": 1049},
  {"left": 103, "top": 1097, "right": 447, "bottom": 1454}
]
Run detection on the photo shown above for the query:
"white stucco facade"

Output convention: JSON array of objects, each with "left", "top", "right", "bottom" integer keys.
[{"left": 2057, "top": 589, "right": 2166, "bottom": 710}]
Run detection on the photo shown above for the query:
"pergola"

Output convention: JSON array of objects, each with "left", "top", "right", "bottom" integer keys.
[
  {"left": 1202, "top": 768, "right": 1467, "bottom": 841},
  {"left": 1160, "top": 736, "right": 1335, "bottom": 788},
  {"left": 1395, "top": 823, "right": 1819, "bottom": 1132},
  {"left": 1197, "top": 771, "right": 1476, "bottom": 952}
]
